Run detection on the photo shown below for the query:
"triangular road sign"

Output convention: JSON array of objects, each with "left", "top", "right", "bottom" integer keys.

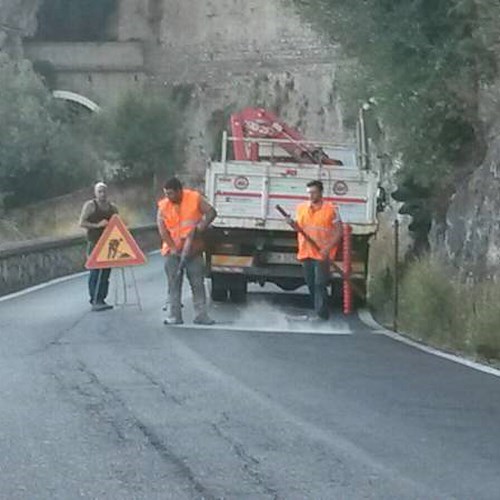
[{"left": 85, "top": 215, "right": 147, "bottom": 269}]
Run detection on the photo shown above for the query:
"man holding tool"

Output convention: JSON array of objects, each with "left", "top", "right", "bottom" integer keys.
[
  {"left": 157, "top": 177, "right": 217, "bottom": 325},
  {"left": 278, "top": 180, "right": 342, "bottom": 321}
]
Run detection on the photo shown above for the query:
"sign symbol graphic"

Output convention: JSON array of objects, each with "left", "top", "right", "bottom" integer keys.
[{"left": 85, "top": 215, "right": 147, "bottom": 269}]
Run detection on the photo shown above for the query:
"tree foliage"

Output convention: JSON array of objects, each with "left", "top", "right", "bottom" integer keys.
[
  {"left": 294, "top": 0, "right": 500, "bottom": 193},
  {"left": 0, "top": 53, "right": 190, "bottom": 209},
  {"left": 94, "top": 88, "right": 187, "bottom": 181},
  {"left": 0, "top": 54, "right": 98, "bottom": 208}
]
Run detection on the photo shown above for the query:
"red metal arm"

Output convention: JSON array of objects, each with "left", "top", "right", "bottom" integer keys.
[{"left": 230, "top": 107, "right": 343, "bottom": 165}]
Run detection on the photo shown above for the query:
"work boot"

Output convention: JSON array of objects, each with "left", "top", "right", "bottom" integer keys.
[
  {"left": 91, "top": 302, "right": 113, "bottom": 312},
  {"left": 193, "top": 314, "right": 216, "bottom": 326}
]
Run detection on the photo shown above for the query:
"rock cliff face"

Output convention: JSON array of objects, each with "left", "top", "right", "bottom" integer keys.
[
  {"left": 436, "top": 80, "right": 500, "bottom": 280},
  {"left": 0, "top": 0, "right": 39, "bottom": 56}
]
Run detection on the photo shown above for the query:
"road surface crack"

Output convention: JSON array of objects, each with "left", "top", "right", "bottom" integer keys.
[
  {"left": 29, "top": 312, "right": 90, "bottom": 355},
  {"left": 129, "top": 364, "right": 185, "bottom": 406},
  {"left": 212, "top": 415, "right": 280, "bottom": 500},
  {"left": 62, "top": 360, "right": 216, "bottom": 499}
]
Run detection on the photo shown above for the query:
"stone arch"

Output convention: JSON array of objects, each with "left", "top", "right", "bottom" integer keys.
[{"left": 52, "top": 90, "right": 101, "bottom": 112}]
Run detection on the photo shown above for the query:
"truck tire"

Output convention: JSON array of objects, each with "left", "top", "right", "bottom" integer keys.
[
  {"left": 330, "top": 281, "right": 343, "bottom": 307},
  {"left": 211, "top": 275, "right": 228, "bottom": 302},
  {"left": 228, "top": 277, "right": 247, "bottom": 304}
]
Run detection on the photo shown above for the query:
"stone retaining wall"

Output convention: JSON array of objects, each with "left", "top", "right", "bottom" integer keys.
[{"left": 0, "top": 224, "right": 159, "bottom": 297}]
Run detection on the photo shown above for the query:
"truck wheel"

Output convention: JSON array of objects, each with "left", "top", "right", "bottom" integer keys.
[
  {"left": 330, "top": 281, "right": 343, "bottom": 307},
  {"left": 229, "top": 277, "right": 247, "bottom": 304},
  {"left": 211, "top": 275, "right": 228, "bottom": 302}
]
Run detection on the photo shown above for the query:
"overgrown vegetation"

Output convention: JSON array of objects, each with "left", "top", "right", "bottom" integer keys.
[
  {"left": 294, "top": 0, "right": 500, "bottom": 205},
  {"left": 399, "top": 258, "right": 466, "bottom": 349},
  {"left": 0, "top": 54, "right": 98, "bottom": 208},
  {"left": 0, "top": 54, "right": 188, "bottom": 209},
  {"left": 94, "top": 89, "right": 187, "bottom": 181},
  {"left": 368, "top": 267, "right": 395, "bottom": 326},
  {"left": 373, "top": 257, "right": 500, "bottom": 362}
]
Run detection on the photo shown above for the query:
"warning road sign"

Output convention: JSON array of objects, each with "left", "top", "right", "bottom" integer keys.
[{"left": 85, "top": 215, "right": 147, "bottom": 269}]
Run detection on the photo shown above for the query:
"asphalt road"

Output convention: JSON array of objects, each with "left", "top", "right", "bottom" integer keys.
[{"left": 1, "top": 254, "right": 500, "bottom": 499}]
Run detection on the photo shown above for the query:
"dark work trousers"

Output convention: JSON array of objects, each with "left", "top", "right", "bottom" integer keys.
[
  {"left": 301, "top": 258, "right": 331, "bottom": 320},
  {"left": 87, "top": 242, "right": 111, "bottom": 304},
  {"left": 164, "top": 254, "right": 208, "bottom": 321}
]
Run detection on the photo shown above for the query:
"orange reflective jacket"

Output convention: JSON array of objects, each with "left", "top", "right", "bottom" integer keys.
[
  {"left": 158, "top": 189, "right": 203, "bottom": 255},
  {"left": 296, "top": 201, "right": 340, "bottom": 261}
]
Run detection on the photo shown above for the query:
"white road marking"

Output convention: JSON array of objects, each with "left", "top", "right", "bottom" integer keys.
[
  {"left": 0, "top": 271, "right": 88, "bottom": 303},
  {"left": 358, "top": 309, "right": 500, "bottom": 378}
]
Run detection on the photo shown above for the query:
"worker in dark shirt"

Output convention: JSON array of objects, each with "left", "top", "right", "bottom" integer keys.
[{"left": 79, "top": 182, "right": 118, "bottom": 311}]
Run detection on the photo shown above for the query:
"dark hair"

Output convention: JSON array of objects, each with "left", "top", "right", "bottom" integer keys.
[
  {"left": 306, "top": 180, "right": 324, "bottom": 193},
  {"left": 164, "top": 177, "right": 183, "bottom": 191}
]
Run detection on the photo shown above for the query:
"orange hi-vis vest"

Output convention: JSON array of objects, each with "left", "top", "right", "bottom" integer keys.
[
  {"left": 296, "top": 200, "right": 340, "bottom": 261},
  {"left": 158, "top": 189, "right": 203, "bottom": 256}
]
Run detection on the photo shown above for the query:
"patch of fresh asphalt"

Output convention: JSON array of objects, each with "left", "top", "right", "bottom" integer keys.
[{"left": 0, "top": 253, "right": 499, "bottom": 499}]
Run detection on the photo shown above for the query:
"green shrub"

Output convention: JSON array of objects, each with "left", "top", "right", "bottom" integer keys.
[
  {"left": 378, "top": 256, "right": 500, "bottom": 362},
  {"left": 399, "top": 257, "right": 467, "bottom": 350},
  {"left": 0, "top": 54, "right": 98, "bottom": 207},
  {"left": 94, "top": 88, "right": 187, "bottom": 182},
  {"left": 467, "top": 281, "right": 500, "bottom": 361},
  {"left": 368, "top": 267, "right": 394, "bottom": 326}
]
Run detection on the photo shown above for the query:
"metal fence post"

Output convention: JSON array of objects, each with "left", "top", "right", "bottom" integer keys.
[{"left": 394, "top": 218, "right": 400, "bottom": 332}]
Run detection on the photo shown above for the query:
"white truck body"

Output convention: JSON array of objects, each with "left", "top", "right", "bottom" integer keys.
[
  {"left": 205, "top": 156, "right": 379, "bottom": 235},
  {"left": 204, "top": 135, "right": 379, "bottom": 301}
]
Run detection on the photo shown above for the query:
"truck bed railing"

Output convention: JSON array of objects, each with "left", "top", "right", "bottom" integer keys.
[{"left": 221, "top": 131, "right": 358, "bottom": 172}]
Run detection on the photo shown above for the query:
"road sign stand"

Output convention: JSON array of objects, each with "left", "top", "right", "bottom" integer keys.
[
  {"left": 113, "top": 267, "right": 142, "bottom": 311},
  {"left": 85, "top": 215, "right": 147, "bottom": 312}
]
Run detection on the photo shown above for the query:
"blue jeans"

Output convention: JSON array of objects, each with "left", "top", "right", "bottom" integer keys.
[
  {"left": 87, "top": 242, "right": 111, "bottom": 304},
  {"left": 302, "top": 258, "right": 330, "bottom": 319}
]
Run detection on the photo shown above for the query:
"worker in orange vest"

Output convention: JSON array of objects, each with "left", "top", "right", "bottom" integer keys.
[
  {"left": 157, "top": 177, "right": 217, "bottom": 325},
  {"left": 295, "top": 180, "right": 342, "bottom": 321}
]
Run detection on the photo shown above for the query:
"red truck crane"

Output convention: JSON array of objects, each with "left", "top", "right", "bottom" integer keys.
[{"left": 230, "top": 107, "right": 343, "bottom": 165}]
